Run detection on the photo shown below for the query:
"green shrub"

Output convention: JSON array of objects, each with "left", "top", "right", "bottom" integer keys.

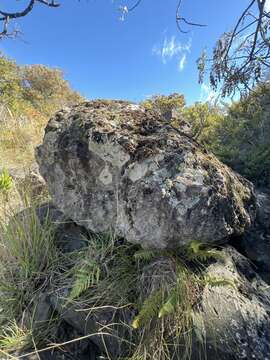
[{"left": 183, "top": 84, "right": 270, "bottom": 185}]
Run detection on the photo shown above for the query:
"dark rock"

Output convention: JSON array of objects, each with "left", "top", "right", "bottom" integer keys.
[
  {"left": 36, "top": 202, "right": 88, "bottom": 253},
  {"left": 49, "top": 291, "right": 133, "bottom": 358},
  {"left": 240, "top": 189, "right": 270, "bottom": 281},
  {"left": 18, "top": 320, "right": 99, "bottom": 360},
  {"left": 32, "top": 293, "right": 53, "bottom": 332},
  {"left": 36, "top": 100, "right": 256, "bottom": 249}
]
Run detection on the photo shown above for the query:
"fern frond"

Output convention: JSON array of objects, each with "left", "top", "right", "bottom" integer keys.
[
  {"left": 68, "top": 259, "right": 101, "bottom": 301},
  {"left": 134, "top": 249, "right": 167, "bottom": 262},
  {"left": 186, "top": 241, "right": 224, "bottom": 262},
  {"left": 158, "top": 289, "right": 178, "bottom": 318},
  {"left": 132, "top": 289, "right": 164, "bottom": 329}
]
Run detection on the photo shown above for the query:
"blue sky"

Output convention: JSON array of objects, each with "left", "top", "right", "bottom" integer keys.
[{"left": 1, "top": 0, "right": 251, "bottom": 104}]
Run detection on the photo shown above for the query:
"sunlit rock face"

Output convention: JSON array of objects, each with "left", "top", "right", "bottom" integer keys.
[{"left": 36, "top": 100, "right": 256, "bottom": 249}]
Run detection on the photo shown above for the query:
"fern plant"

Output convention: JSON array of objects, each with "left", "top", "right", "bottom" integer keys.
[
  {"left": 132, "top": 289, "right": 164, "bottom": 329},
  {"left": 68, "top": 259, "right": 101, "bottom": 301},
  {"left": 134, "top": 249, "right": 169, "bottom": 263},
  {"left": 186, "top": 240, "right": 224, "bottom": 262}
]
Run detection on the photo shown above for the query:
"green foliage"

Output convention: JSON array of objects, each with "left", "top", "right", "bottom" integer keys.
[
  {"left": 67, "top": 233, "right": 139, "bottom": 307},
  {"left": 0, "top": 54, "right": 23, "bottom": 112},
  {"left": 0, "top": 52, "right": 83, "bottom": 117},
  {"left": 0, "top": 169, "right": 12, "bottom": 192},
  {"left": 0, "top": 199, "right": 59, "bottom": 321},
  {"left": 158, "top": 265, "right": 192, "bottom": 319},
  {"left": 132, "top": 289, "right": 164, "bottom": 329},
  {"left": 68, "top": 258, "right": 101, "bottom": 301},
  {"left": 183, "top": 84, "right": 270, "bottom": 185},
  {"left": 204, "top": 275, "right": 238, "bottom": 290},
  {"left": 21, "top": 64, "right": 82, "bottom": 116},
  {"left": 183, "top": 102, "right": 223, "bottom": 144},
  {"left": 141, "top": 93, "right": 185, "bottom": 121},
  {"left": 0, "top": 52, "right": 84, "bottom": 168},
  {"left": 210, "top": 84, "right": 270, "bottom": 186},
  {"left": 131, "top": 257, "right": 200, "bottom": 360},
  {"left": 0, "top": 320, "right": 32, "bottom": 353},
  {"left": 186, "top": 240, "right": 224, "bottom": 262},
  {"left": 134, "top": 248, "right": 169, "bottom": 262}
]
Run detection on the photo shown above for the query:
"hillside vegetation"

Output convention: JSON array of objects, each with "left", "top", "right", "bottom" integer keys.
[
  {"left": 0, "top": 52, "right": 83, "bottom": 170},
  {"left": 143, "top": 89, "right": 270, "bottom": 187}
]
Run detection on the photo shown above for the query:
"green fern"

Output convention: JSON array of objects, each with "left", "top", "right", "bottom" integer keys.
[
  {"left": 132, "top": 289, "right": 164, "bottom": 329},
  {"left": 187, "top": 240, "right": 224, "bottom": 262},
  {"left": 68, "top": 259, "right": 101, "bottom": 301},
  {"left": 158, "top": 289, "right": 178, "bottom": 318},
  {"left": 158, "top": 265, "right": 193, "bottom": 319},
  {"left": 134, "top": 249, "right": 168, "bottom": 262}
]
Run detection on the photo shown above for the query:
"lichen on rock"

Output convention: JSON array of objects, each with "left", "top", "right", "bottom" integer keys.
[{"left": 36, "top": 100, "right": 256, "bottom": 249}]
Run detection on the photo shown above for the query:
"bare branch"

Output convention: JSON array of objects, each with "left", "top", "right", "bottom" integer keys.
[
  {"left": 0, "top": 0, "right": 60, "bottom": 38},
  {"left": 175, "top": 0, "right": 206, "bottom": 33}
]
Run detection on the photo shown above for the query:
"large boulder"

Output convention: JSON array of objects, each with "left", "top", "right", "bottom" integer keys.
[{"left": 36, "top": 100, "right": 256, "bottom": 249}]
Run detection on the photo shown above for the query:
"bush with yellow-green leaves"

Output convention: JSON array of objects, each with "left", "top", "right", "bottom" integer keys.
[{"left": 0, "top": 52, "right": 84, "bottom": 169}]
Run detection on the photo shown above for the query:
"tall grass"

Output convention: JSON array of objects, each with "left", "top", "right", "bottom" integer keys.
[
  {"left": 0, "top": 186, "right": 62, "bottom": 360},
  {"left": 0, "top": 198, "right": 58, "bottom": 319}
]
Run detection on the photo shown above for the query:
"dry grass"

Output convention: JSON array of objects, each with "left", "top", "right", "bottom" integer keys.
[
  {"left": 0, "top": 104, "right": 48, "bottom": 221},
  {"left": 0, "top": 105, "right": 47, "bottom": 169}
]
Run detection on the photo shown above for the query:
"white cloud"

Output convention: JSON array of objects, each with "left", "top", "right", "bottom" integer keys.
[
  {"left": 152, "top": 36, "right": 191, "bottom": 69},
  {"left": 178, "top": 54, "right": 187, "bottom": 72}
]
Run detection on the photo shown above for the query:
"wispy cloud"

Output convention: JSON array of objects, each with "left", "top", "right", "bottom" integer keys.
[
  {"left": 178, "top": 54, "right": 187, "bottom": 72},
  {"left": 152, "top": 35, "right": 191, "bottom": 71}
]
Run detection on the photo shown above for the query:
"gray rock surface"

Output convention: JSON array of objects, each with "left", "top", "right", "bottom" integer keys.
[
  {"left": 241, "top": 189, "right": 270, "bottom": 281},
  {"left": 195, "top": 246, "right": 270, "bottom": 360},
  {"left": 36, "top": 100, "right": 256, "bottom": 249}
]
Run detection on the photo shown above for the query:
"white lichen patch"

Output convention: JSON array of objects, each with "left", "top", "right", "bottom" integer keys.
[
  {"left": 99, "top": 165, "right": 113, "bottom": 185},
  {"left": 89, "top": 140, "right": 130, "bottom": 168},
  {"left": 127, "top": 155, "right": 163, "bottom": 182}
]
